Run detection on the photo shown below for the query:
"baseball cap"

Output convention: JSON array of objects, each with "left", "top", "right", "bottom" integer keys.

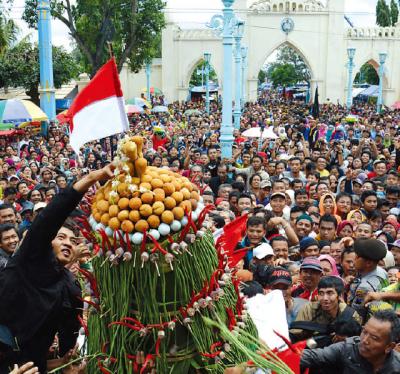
[
  {"left": 253, "top": 243, "right": 274, "bottom": 259},
  {"left": 33, "top": 202, "right": 47, "bottom": 213},
  {"left": 390, "top": 208, "right": 400, "bottom": 216},
  {"left": 269, "top": 267, "right": 292, "bottom": 286},
  {"left": 260, "top": 180, "right": 272, "bottom": 189},
  {"left": 7, "top": 175, "right": 19, "bottom": 181},
  {"left": 270, "top": 192, "right": 286, "bottom": 200},
  {"left": 389, "top": 239, "right": 400, "bottom": 250},
  {"left": 300, "top": 257, "right": 323, "bottom": 272},
  {"left": 21, "top": 202, "right": 34, "bottom": 214}
]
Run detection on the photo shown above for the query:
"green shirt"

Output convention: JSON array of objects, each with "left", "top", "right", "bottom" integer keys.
[{"left": 382, "top": 282, "right": 400, "bottom": 312}]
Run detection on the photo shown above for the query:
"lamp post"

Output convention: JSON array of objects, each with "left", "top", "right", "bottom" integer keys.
[
  {"left": 204, "top": 52, "right": 211, "bottom": 115},
  {"left": 241, "top": 46, "right": 248, "bottom": 109},
  {"left": 233, "top": 20, "right": 244, "bottom": 130},
  {"left": 145, "top": 61, "right": 151, "bottom": 102},
  {"left": 377, "top": 52, "right": 387, "bottom": 114},
  {"left": 346, "top": 47, "right": 356, "bottom": 109},
  {"left": 37, "top": 0, "right": 56, "bottom": 126},
  {"left": 208, "top": 0, "right": 236, "bottom": 159}
]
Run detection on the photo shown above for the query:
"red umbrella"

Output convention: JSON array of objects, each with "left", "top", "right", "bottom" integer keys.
[{"left": 57, "top": 110, "right": 70, "bottom": 125}]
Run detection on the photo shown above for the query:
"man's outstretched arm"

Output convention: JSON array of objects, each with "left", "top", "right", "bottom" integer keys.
[{"left": 15, "top": 163, "right": 116, "bottom": 262}]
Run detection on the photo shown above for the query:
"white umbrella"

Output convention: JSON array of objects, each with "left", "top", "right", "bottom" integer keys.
[
  {"left": 152, "top": 105, "right": 169, "bottom": 113},
  {"left": 242, "top": 127, "right": 278, "bottom": 139}
]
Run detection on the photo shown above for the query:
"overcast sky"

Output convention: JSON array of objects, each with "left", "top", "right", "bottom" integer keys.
[{"left": 8, "top": 0, "right": 377, "bottom": 49}]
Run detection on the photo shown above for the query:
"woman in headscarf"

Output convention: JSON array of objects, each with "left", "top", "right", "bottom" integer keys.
[
  {"left": 347, "top": 209, "right": 367, "bottom": 226},
  {"left": 319, "top": 193, "right": 341, "bottom": 223},
  {"left": 337, "top": 220, "right": 354, "bottom": 238},
  {"left": 318, "top": 254, "right": 340, "bottom": 276}
]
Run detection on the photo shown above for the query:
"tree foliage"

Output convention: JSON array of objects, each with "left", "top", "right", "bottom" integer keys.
[
  {"left": 258, "top": 70, "right": 267, "bottom": 85},
  {"left": 390, "top": 0, "right": 399, "bottom": 25},
  {"left": 269, "top": 64, "right": 299, "bottom": 87},
  {"left": 376, "top": 0, "right": 392, "bottom": 26},
  {"left": 264, "top": 45, "right": 311, "bottom": 87},
  {"left": 0, "top": 40, "right": 80, "bottom": 103},
  {"left": 354, "top": 63, "right": 380, "bottom": 85},
  {"left": 0, "top": 10, "right": 18, "bottom": 56},
  {"left": 22, "top": 0, "right": 166, "bottom": 76},
  {"left": 189, "top": 60, "right": 218, "bottom": 87}
]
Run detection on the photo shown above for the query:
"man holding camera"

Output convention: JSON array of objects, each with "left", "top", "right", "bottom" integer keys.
[{"left": 290, "top": 276, "right": 361, "bottom": 343}]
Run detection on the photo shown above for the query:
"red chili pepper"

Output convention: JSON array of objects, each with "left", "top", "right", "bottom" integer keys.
[
  {"left": 77, "top": 268, "right": 99, "bottom": 299},
  {"left": 99, "top": 228, "right": 112, "bottom": 252},
  {"left": 77, "top": 314, "right": 89, "bottom": 336},
  {"left": 197, "top": 204, "right": 215, "bottom": 228},
  {"left": 140, "top": 231, "right": 148, "bottom": 253},
  {"left": 97, "top": 359, "right": 110, "bottom": 374},
  {"left": 167, "top": 235, "right": 174, "bottom": 244},
  {"left": 121, "top": 317, "right": 144, "bottom": 328},
  {"left": 93, "top": 243, "right": 100, "bottom": 255},
  {"left": 148, "top": 234, "right": 168, "bottom": 255},
  {"left": 108, "top": 321, "right": 141, "bottom": 331},
  {"left": 226, "top": 307, "right": 237, "bottom": 331},
  {"left": 113, "top": 231, "right": 118, "bottom": 251},
  {"left": 210, "top": 341, "right": 222, "bottom": 351},
  {"left": 101, "top": 342, "right": 109, "bottom": 354},
  {"left": 77, "top": 296, "right": 100, "bottom": 311},
  {"left": 79, "top": 229, "right": 93, "bottom": 242},
  {"left": 140, "top": 354, "right": 155, "bottom": 374},
  {"left": 76, "top": 217, "right": 92, "bottom": 233},
  {"left": 125, "top": 232, "right": 132, "bottom": 253},
  {"left": 200, "top": 351, "right": 221, "bottom": 358}
]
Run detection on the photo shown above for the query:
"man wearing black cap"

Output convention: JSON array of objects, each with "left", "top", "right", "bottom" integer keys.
[
  {"left": 348, "top": 239, "right": 389, "bottom": 320},
  {"left": 299, "top": 237, "right": 320, "bottom": 260}
]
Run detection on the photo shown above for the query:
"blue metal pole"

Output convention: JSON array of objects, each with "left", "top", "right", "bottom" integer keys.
[
  {"left": 241, "top": 46, "right": 247, "bottom": 109},
  {"left": 233, "top": 25, "right": 243, "bottom": 130},
  {"left": 220, "top": 0, "right": 235, "bottom": 159},
  {"left": 37, "top": 0, "right": 56, "bottom": 124},
  {"left": 145, "top": 62, "right": 151, "bottom": 102},
  {"left": 346, "top": 48, "right": 355, "bottom": 108},
  {"left": 377, "top": 52, "right": 387, "bottom": 113},
  {"left": 205, "top": 56, "right": 211, "bottom": 115}
]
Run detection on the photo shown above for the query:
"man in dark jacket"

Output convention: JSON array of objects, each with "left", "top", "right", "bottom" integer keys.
[
  {"left": 300, "top": 310, "right": 400, "bottom": 373},
  {"left": 0, "top": 163, "right": 115, "bottom": 373}
]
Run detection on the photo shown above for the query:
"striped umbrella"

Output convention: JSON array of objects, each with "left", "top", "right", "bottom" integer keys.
[
  {"left": 142, "top": 87, "right": 163, "bottom": 96},
  {"left": 126, "top": 97, "right": 152, "bottom": 108},
  {"left": 0, "top": 99, "right": 48, "bottom": 124},
  {"left": 125, "top": 104, "right": 144, "bottom": 114}
]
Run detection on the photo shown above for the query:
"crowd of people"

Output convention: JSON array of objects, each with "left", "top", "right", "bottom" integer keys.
[{"left": 1, "top": 91, "right": 400, "bottom": 372}]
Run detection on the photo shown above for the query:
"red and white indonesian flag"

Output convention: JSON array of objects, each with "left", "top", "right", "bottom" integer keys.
[{"left": 68, "top": 58, "right": 129, "bottom": 154}]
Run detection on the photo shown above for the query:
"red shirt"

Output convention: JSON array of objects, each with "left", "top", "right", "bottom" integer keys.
[{"left": 151, "top": 135, "right": 168, "bottom": 151}]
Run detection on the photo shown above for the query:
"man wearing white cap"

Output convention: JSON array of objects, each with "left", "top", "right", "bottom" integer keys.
[{"left": 252, "top": 243, "right": 275, "bottom": 267}]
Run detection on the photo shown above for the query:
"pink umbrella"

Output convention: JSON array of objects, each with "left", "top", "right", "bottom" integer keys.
[
  {"left": 392, "top": 101, "right": 400, "bottom": 109},
  {"left": 125, "top": 104, "right": 143, "bottom": 114}
]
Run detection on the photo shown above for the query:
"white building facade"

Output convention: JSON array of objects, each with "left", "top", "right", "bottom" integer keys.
[{"left": 120, "top": 0, "right": 400, "bottom": 105}]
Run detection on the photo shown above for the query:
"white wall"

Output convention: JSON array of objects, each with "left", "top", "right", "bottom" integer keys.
[
  {"left": 119, "top": 0, "right": 400, "bottom": 106},
  {"left": 120, "top": 59, "right": 163, "bottom": 100}
]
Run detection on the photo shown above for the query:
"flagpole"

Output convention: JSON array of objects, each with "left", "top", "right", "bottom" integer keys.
[{"left": 107, "top": 42, "right": 115, "bottom": 161}]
